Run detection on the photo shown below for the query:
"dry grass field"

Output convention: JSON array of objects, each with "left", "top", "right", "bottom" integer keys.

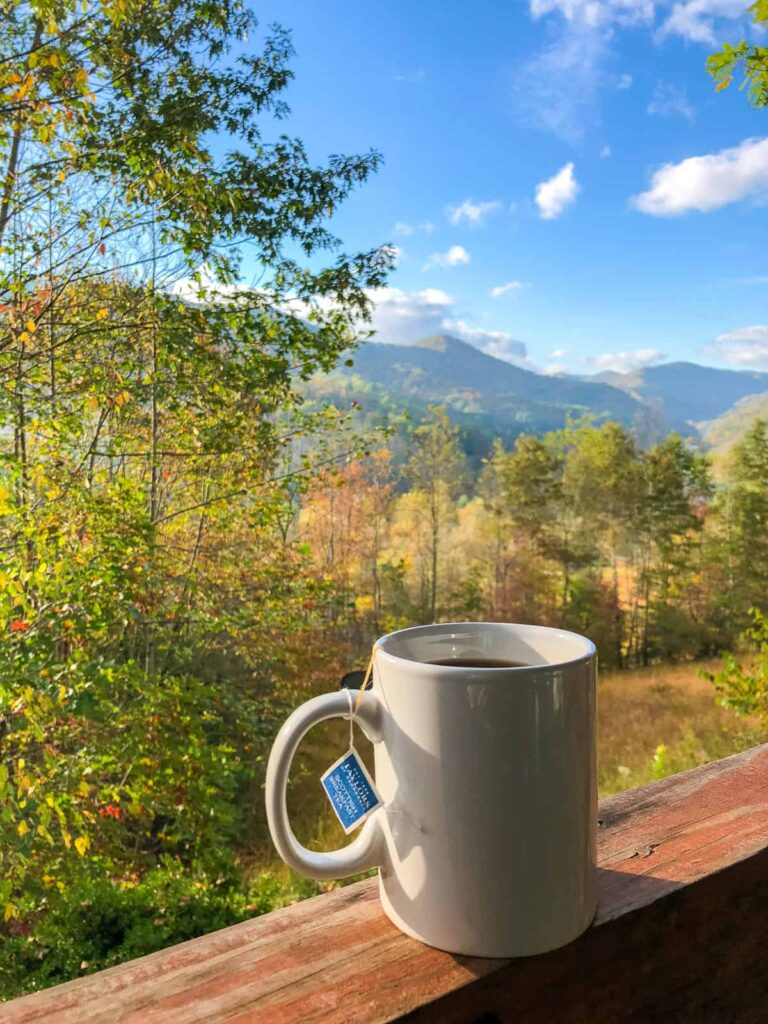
[{"left": 598, "top": 658, "right": 764, "bottom": 795}]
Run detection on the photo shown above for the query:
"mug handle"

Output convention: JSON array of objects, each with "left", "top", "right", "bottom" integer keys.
[{"left": 265, "top": 689, "right": 386, "bottom": 880}]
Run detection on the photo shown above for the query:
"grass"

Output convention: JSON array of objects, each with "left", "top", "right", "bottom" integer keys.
[{"left": 598, "top": 658, "right": 765, "bottom": 796}]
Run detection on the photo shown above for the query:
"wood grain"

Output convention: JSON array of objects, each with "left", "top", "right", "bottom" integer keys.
[{"left": 5, "top": 744, "right": 768, "bottom": 1024}]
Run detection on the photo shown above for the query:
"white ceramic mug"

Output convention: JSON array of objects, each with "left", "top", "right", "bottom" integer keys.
[{"left": 265, "top": 622, "right": 597, "bottom": 957}]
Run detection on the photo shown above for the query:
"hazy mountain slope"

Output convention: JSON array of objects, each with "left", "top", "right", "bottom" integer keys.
[
  {"left": 318, "top": 335, "right": 645, "bottom": 438},
  {"left": 701, "top": 390, "right": 768, "bottom": 464},
  {"left": 594, "top": 362, "right": 768, "bottom": 424}
]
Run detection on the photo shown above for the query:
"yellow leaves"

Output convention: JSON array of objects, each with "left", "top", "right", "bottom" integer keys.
[
  {"left": 37, "top": 823, "right": 54, "bottom": 844},
  {"left": 4, "top": 904, "right": 18, "bottom": 922},
  {"left": 17, "top": 820, "right": 29, "bottom": 837},
  {"left": 25, "top": 319, "right": 36, "bottom": 333},
  {"left": 74, "top": 835, "right": 89, "bottom": 856},
  {"left": 96, "top": 308, "right": 109, "bottom": 320},
  {"left": 114, "top": 390, "right": 130, "bottom": 409},
  {"left": 58, "top": 169, "right": 66, "bottom": 183},
  {"left": 715, "top": 76, "right": 732, "bottom": 93},
  {"left": 10, "top": 73, "right": 35, "bottom": 103},
  {"left": 78, "top": 779, "right": 91, "bottom": 797},
  {"left": 0, "top": 486, "right": 13, "bottom": 515}
]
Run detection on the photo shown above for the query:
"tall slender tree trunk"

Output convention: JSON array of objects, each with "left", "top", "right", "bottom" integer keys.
[{"left": 0, "top": 22, "right": 42, "bottom": 247}]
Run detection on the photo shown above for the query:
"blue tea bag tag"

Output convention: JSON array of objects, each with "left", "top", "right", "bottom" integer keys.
[{"left": 321, "top": 748, "right": 382, "bottom": 834}]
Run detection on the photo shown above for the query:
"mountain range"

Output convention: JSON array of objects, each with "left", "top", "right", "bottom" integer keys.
[{"left": 307, "top": 334, "right": 768, "bottom": 454}]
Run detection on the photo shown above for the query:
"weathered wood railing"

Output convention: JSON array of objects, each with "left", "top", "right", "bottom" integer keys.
[{"left": 5, "top": 743, "right": 768, "bottom": 1023}]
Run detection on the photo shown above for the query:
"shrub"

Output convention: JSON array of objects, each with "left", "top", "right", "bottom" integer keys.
[{"left": 0, "top": 862, "right": 320, "bottom": 1000}]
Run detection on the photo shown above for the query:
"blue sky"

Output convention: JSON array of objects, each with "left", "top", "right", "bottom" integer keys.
[{"left": 251, "top": 0, "right": 768, "bottom": 376}]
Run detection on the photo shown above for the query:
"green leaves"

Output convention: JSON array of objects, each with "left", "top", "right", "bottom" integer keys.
[
  {"left": 707, "top": 3, "right": 768, "bottom": 106},
  {"left": 0, "top": 0, "right": 388, "bottom": 939}
]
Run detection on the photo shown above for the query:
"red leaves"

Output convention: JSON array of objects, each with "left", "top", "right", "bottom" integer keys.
[
  {"left": 10, "top": 620, "right": 29, "bottom": 633},
  {"left": 98, "top": 804, "right": 121, "bottom": 820}
]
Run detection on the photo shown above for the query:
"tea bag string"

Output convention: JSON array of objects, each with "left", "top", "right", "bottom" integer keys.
[
  {"left": 354, "top": 643, "right": 380, "bottom": 713},
  {"left": 345, "top": 686, "right": 356, "bottom": 751}
]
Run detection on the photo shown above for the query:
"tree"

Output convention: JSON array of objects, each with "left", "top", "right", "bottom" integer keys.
[
  {"left": 635, "top": 436, "right": 712, "bottom": 664},
  {"left": 0, "top": 0, "right": 391, "bottom": 918},
  {"left": 493, "top": 433, "right": 564, "bottom": 622},
  {"left": 707, "top": 608, "right": 768, "bottom": 724},
  {"left": 563, "top": 423, "right": 640, "bottom": 667},
  {"left": 478, "top": 440, "right": 514, "bottom": 619},
  {"left": 712, "top": 420, "right": 768, "bottom": 630},
  {"left": 403, "top": 406, "right": 467, "bottom": 621},
  {"left": 708, "top": 1, "right": 768, "bottom": 105}
]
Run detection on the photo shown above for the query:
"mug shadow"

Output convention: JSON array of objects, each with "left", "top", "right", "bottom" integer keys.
[{"left": 441, "top": 865, "right": 680, "bottom": 976}]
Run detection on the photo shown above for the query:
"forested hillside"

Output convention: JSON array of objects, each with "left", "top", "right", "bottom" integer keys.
[{"left": 309, "top": 340, "right": 768, "bottom": 454}]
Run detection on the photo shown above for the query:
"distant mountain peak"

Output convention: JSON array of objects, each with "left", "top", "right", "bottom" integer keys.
[
  {"left": 312, "top": 336, "right": 768, "bottom": 452},
  {"left": 411, "top": 333, "right": 470, "bottom": 353}
]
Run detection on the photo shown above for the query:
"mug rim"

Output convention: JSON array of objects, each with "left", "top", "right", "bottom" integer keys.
[{"left": 375, "top": 621, "right": 596, "bottom": 672}]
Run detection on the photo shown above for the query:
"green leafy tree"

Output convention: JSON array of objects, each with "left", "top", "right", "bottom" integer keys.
[
  {"left": 708, "top": 0, "right": 768, "bottom": 105},
  {"left": 636, "top": 435, "right": 712, "bottom": 664},
  {"left": 563, "top": 422, "right": 640, "bottom": 667},
  {"left": 0, "top": 0, "right": 390, "bottom": 922},
  {"left": 495, "top": 433, "right": 564, "bottom": 622},
  {"left": 711, "top": 420, "right": 768, "bottom": 630},
  {"left": 707, "top": 608, "right": 768, "bottom": 723},
  {"left": 403, "top": 406, "right": 467, "bottom": 621}
]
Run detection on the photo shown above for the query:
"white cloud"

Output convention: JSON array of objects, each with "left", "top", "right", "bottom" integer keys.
[
  {"left": 490, "top": 280, "right": 525, "bottom": 298},
  {"left": 600, "top": 144, "right": 612, "bottom": 158},
  {"left": 172, "top": 265, "right": 251, "bottom": 304},
  {"left": 365, "top": 287, "right": 531, "bottom": 365},
  {"left": 423, "top": 245, "right": 471, "bottom": 270},
  {"left": 530, "top": 1, "right": 654, "bottom": 29},
  {"left": 547, "top": 348, "right": 568, "bottom": 359},
  {"left": 521, "top": 1, "right": 747, "bottom": 140},
  {"left": 632, "top": 137, "right": 768, "bottom": 216},
  {"left": 658, "top": 0, "right": 749, "bottom": 45},
  {"left": 384, "top": 244, "right": 404, "bottom": 266},
  {"left": 445, "top": 320, "right": 530, "bottom": 364},
  {"left": 535, "top": 163, "right": 580, "bottom": 219},
  {"left": 647, "top": 80, "right": 695, "bottom": 121},
  {"left": 447, "top": 198, "right": 502, "bottom": 227},
  {"left": 366, "top": 287, "right": 455, "bottom": 342},
  {"left": 585, "top": 347, "right": 665, "bottom": 373},
  {"left": 617, "top": 73, "right": 633, "bottom": 89},
  {"left": 393, "top": 68, "right": 426, "bottom": 83},
  {"left": 516, "top": 22, "right": 607, "bottom": 142},
  {"left": 709, "top": 324, "right": 768, "bottom": 366},
  {"left": 519, "top": 2, "right": 653, "bottom": 141},
  {"left": 393, "top": 220, "right": 436, "bottom": 237}
]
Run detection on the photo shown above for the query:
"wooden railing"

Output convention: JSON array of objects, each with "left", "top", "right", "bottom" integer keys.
[{"left": 5, "top": 743, "right": 768, "bottom": 1023}]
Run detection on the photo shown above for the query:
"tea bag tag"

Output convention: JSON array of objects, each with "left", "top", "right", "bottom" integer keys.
[{"left": 320, "top": 689, "right": 382, "bottom": 834}]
